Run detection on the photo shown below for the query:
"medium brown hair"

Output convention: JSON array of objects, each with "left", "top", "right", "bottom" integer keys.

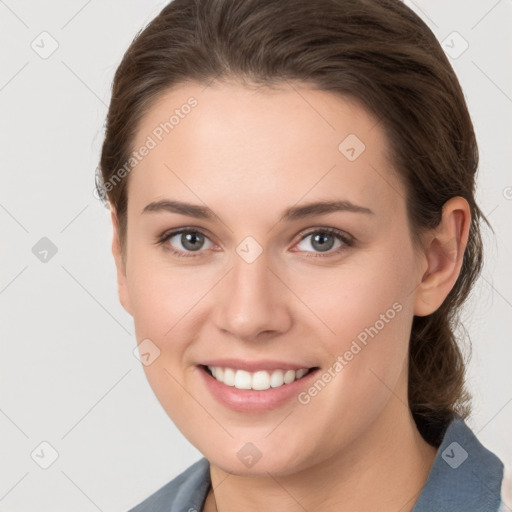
[{"left": 98, "top": 0, "right": 491, "bottom": 446}]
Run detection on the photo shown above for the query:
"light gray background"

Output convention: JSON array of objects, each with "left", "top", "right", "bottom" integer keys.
[{"left": 1, "top": 1, "right": 511, "bottom": 510}]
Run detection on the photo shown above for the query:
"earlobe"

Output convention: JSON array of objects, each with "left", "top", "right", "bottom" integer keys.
[
  {"left": 110, "top": 208, "right": 133, "bottom": 317},
  {"left": 413, "top": 197, "right": 471, "bottom": 317}
]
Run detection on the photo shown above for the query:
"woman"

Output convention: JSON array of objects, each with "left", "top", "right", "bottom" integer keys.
[{"left": 97, "top": 0, "right": 509, "bottom": 510}]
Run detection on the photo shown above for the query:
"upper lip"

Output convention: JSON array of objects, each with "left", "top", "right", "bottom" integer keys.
[{"left": 199, "top": 359, "right": 317, "bottom": 372}]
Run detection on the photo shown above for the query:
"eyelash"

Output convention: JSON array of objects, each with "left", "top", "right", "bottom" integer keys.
[{"left": 156, "top": 226, "right": 354, "bottom": 259}]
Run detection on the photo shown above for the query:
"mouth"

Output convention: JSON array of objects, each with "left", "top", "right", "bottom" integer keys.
[
  {"left": 197, "top": 363, "right": 321, "bottom": 412},
  {"left": 200, "top": 364, "right": 320, "bottom": 391}
]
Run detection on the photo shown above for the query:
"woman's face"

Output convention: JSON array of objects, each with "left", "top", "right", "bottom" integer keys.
[{"left": 114, "top": 81, "right": 429, "bottom": 476}]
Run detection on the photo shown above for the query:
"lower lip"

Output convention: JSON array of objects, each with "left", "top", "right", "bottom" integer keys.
[{"left": 197, "top": 365, "right": 320, "bottom": 413}]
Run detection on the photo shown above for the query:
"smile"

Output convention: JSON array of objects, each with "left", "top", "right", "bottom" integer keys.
[
  {"left": 205, "top": 365, "right": 313, "bottom": 390},
  {"left": 197, "top": 360, "right": 321, "bottom": 412}
]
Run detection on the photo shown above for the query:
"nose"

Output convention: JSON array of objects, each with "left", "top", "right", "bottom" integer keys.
[{"left": 213, "top": 248, "right": 293, "bottom": 341}]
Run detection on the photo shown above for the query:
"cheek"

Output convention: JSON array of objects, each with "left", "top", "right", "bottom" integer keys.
[
  {"left": 125, "top": 259, "right": 202, "bottom": 426},
  {"left": 290, "top": 245, "right": 415, "bottom": 409},
  {"left": 292, "top": 274, "right": 412, "bottom": 451},
  {"left": 125, "top": 253, "right": 218, "bottom": 399},
  {"left": 127, "top": 248, "right": 203, "bottom": 338},
  {"left": 291, "top": 244, "right": 414, "bottom": 342}
]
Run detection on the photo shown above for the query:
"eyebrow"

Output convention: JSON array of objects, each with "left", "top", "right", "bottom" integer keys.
[{"left": 141, "top": 199, "right": 374, "bottom": 222}]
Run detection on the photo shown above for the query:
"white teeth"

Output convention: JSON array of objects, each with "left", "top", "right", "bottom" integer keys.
[
  {"left": 252, "top": 371, "right": 271, "bottom": 390},
  {"left": 206, "top": 365, "right": 311, "bottom": 390},
  {"left": 283, "top": 369, "right": 296, "bottom": 384},
  {"left": 223, "top": 368, "right": 235, "bottom": 387},
  {"left": 269, "top": 369, "right": 284, "bottom": 388},
  {"left": 234, "top": 370, "right": 252, "bottom": 390},
  {"left": 295, "top": 368, "right": 308, "bottom": 379}
]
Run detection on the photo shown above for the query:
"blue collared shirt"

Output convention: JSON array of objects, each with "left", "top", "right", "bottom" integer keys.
[{"left": 128, "top": 416, "right": 507, "bottom": 511}]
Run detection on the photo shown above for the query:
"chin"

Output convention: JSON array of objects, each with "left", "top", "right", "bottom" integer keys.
[{"left": 204, "top": 440, "right": 313, "bottom": 478}]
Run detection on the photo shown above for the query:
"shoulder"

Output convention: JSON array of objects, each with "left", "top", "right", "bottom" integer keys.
[
  {"left": 412, "top": 416, "right": 506, "bottom": 512},
  {"left": 127, "top": 457, "right": 211, "bottom": 512}
]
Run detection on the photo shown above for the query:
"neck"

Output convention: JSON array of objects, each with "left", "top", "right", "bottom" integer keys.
[{"left": 205, "top": 402, "right": 438, "bottom": 512}]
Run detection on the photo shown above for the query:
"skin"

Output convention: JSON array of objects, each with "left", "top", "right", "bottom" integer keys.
[{"left": 111, "top": 81, "right": 471, "bottom": 512}]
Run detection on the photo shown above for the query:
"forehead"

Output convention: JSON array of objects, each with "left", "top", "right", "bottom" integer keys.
[{"left": 128, "top": 81, "right": 404, "bottom": 220}]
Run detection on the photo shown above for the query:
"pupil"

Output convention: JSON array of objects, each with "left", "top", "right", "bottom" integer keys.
[
  {"left": 182, "top": 232, "right": 203, "bottom": 251},
  {"left": 312, "top": 233, "right": 334, "bottom": 252}
]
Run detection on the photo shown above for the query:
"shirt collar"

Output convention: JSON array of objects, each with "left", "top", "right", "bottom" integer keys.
[
  {"left": 171, "top": 416, "right": 504, "bottom": 512},
  {"left": 412, "top": 415, "right": 504, "bottom": 512}
]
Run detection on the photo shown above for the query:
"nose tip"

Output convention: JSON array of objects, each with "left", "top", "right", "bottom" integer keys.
[{"left": 213, "top": 252, "right": 293, "bottom": 341}]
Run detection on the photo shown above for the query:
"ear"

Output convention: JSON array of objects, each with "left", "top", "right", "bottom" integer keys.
[
  {"left": 413, "top": 197, "right": 471, "bottom": 317},
  {"left": 110, "top": 208, "right": 133, "bottom": 316}
]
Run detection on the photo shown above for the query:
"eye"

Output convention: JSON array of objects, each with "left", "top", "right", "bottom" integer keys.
[
  {"left": 157, "top": 228, "right": 215, "bottom": 258},
  {"left": 156, "top": 226, "right": 354, "bottom": 259},
  {"left": 293, "top": 227, "right": 353, "bottom": 257}
]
